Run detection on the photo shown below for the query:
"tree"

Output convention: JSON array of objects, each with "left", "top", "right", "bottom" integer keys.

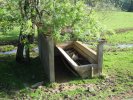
[
  {"left": 1, "top": 0, "right": 103, "bottom": 63},
  {"left": 129, "top": 0, "right": 133, "bottom": 12},
  {"left": 16, "top": 0, "right": 37, "bottom": 63},
  {"left": 0, "top": 0, "right": 20, "bottom": 34}
]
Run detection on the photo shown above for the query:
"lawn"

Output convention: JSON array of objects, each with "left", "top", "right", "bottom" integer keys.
[
  {"left": 0, "top": 30, "right": 133, "bottom": 99},
  {"left": 0, "top": 11, "right": 133, "bottom": 99},
  {"left": 97, "top": 11, "right": 133, "bottom": 30},
  {"left": 106, "top": 31, "right": 133, "bottom": 44}
]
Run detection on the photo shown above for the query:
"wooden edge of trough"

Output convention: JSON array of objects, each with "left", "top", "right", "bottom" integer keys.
[
  {"left": 56, "top": 41, "right": 73, "bottom": 49},
  {"left": 56, "top": 41, "right": 99, "bottom": 78},
  {"left": 73, "top": 41, "right": 98, "bottom": 63},
  {"left": 57, "top": 47, "right": 78, "bottom": 68}
]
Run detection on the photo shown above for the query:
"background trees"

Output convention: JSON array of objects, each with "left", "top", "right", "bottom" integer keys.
[{"left": 0, "top": 0, "right": 20, "bottom": 34}]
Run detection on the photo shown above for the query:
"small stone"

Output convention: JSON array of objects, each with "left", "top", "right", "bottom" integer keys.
[
  {"left": 38, "top": 86, "right": 43, "bottom": 89},
  {"left": 88, "top": 86, "right": 95, "bottom": 93},
  {"left": 31, "top": 81, "right": 43, "bottom": 88}
]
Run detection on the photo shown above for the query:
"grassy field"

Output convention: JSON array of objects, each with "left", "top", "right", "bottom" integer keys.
[
  {"left": 106, "top": 31, "right": 133, "bottom": 44},
  {"left": 0, "top": 31, "right": 133, "bottom": 99},
  {"left": 0, "top": 11, "right": 133, "bottom": 99},
  {"left": 98, "top": 11, "right": 133, "bottom": 30}
]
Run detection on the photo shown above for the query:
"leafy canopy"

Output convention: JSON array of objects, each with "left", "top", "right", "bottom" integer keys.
[{"left": 37, "top": 0, "right": 104, "bottom": 42}]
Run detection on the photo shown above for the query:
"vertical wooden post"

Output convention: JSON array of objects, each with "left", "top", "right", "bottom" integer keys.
[
  {"left": 97, "top": 39, "right": 106, "bottom": 76},
  {"left": 38, "top": 33, "right": 55, "bottom": 82}
]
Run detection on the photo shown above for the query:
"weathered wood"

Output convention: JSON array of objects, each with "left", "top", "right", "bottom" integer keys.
[
  {"left": 73, "top": 45, "right": 96, "bottom": 64},
  {"left": 56, "top": 41, "right": 73, "bottom": 49},
  {"left": 56, "top": 41, "right": 99, "bottom": 78},
  {"left": 91, "top": 66, "right": 94, "bottom": 78},
  {"left": 57, "top": 47, "right": 78, "bottom": 68},
  {"left": 76, "top": 64, "right": 98, "bottom": 78},
  {"left": 76, "top": 64, "right": 97, "bottom": 74},
  {"left": 97, "top": 39, "right": 106, "bottom": 75},
  {"left": 56, "top": 40, "right": 106, "bottom": 78},
  {"left": 61, "top": 57, "right": 79, "bottom": 76},
  {"left": 74, "top": 41, "right": 97, "bottom": 62},
  {"left": 38, "top": 34, "right": 55, "bottom": 82}
]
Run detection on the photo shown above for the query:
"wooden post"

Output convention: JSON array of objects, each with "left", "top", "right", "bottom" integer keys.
[
  {"left": 97, "top": 39, "right": 106, "bottom": 76},
  {"left": 38, "top": 33, "right": 55, "bottom": 82}
]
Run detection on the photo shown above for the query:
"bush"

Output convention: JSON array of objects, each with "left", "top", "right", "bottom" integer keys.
[{"left": 39, "top": 1, "right": 104, "bottom": 42}]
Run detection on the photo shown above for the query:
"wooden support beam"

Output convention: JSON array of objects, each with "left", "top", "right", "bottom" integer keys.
[
  {"left": 56, "top": 41, "right": 73, "bottom": 49},
  {"left": 57, "top": 47, "right": 78, "bottom": 68},
  {"left": 74, "top": 41, "right": 97, "bottom": 63},
  {"left": 38, "top": 34, "right": 55, "bottom": 82},
  {"left": 97, "top": 39, "right": 106, "bottom": 76}
]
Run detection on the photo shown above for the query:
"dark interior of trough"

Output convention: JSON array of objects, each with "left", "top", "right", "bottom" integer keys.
[
  {"left": 54, "top": 46, "right": 92, "bottom": 82},
  {"left": 55, "top": 56, "right": 78, "bottom": 82},
  {"left": 65, "top": 48, "right": 91, "bottom": 65}
]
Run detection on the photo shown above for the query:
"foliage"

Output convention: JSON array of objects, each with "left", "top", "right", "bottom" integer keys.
[
  {"left": 37, "top": 1, "right": 104, "bottom": 42},
  {"left": 0, "top": 0, "right": 20, "bottom": 34},
  {"left": 121, "top": 0, "right": 133, "bottom": 12},
  {"left": 99, "top": 0, "right": 133, "bottom": 12},
  {"left": 0, "top": 0, "right": 105, "bottom": 42}
]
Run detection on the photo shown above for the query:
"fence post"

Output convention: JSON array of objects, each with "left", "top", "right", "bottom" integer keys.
[
  {"left": 97, "top": 39, "right": 106, "bottom": 76},
  {"left": 38, "top": 33, "right": 55, "bottom": 82}
]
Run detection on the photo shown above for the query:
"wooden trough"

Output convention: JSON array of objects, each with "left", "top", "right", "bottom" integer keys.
[{"left": 56, "top": 40, "right": 106, "bottom": 78}]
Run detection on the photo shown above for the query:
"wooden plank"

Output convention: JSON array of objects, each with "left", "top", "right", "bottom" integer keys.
[
  {"left": 56, "top": 41, "right": 73, "bottom": 49},
  {"left": 61, "top": 57, "right": 79, "bottom": 76},
  {"left": 73, "top": 45, "right": 96, "bottom": 64},
  {"left": 77, "top": 64, "right": 97, "bottom": 71},
  {"left": 57, "top": 47, "right": 78, "bottom": 68},
  {"left": 74, "top": 41, "right": 98, "bottom": 62},
  {"left": 38, "top": 34, "right": 55, "bottom": 82},
  {"left": 97, "top": 40, "right": 105, "bottom": 75},
  {"left": 74, "top": 41, "right": 97, "bottom": 61},
  {"left": 76, "top": 64, "right": 98, "bottom": 78}
]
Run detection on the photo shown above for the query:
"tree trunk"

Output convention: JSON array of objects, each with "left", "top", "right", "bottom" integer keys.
[
  {"left": 16, "top": 33, "right": 24, "bottom": 63},
  {"left": 25, "top": 46, "right": 30, "bottom": 63}
]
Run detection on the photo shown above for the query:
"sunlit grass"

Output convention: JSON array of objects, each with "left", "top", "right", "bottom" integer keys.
[
  {"left": 0, "top": 27, "right": 19, "bottom": 42},
  {"left": 98, "top": 11, "right": 133, "bottom": 30},
  {"left": 105, "top": 31, "right": 133, "bottom": 44}
]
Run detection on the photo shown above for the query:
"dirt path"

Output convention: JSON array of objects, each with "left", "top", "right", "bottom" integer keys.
[{"left": 115, "top": 27, "right": 133, "bottom": 33}]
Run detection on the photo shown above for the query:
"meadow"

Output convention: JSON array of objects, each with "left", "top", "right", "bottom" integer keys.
[
  {"left": 0, "top": 11, "right": 133, "bottom": 99},
  {"left": 98, "top": 11, "right": 133, "bottom": 30}
]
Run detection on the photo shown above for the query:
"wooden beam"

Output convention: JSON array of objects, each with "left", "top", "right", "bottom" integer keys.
[
  {"left": 73, "top": 41, "right": 97, "bottom": 63},
  {"left": 56, "top": 41, "right": 73, "bottom": 49},
  {"left": 38, "top": 34, "right": 55, "bottom": 82},
  {"left": 57, "top": 47, "right": 78, "bottom": 68},
  {"left": 73, "top": 45, "right": 96, "bottom": 64},
  {"left": 77, "top": 64, "right": 97, "bottom": 71},
  {"left": 76, "top": 64, "right": 98, "bottom": 78},
  {"left": 61, "top": 57, "right": 79, "bottom": 76},
  {"left": 97, "top": 39, "right": 106, "bottom": 75},
  {"left": 74, "top": 41, "right": 97, "bottom": 62}
]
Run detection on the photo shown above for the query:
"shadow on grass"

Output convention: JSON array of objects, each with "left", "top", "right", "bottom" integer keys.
[
  {"left": 0, "top": 54, "right": 82, "bottom": 97},
  {"left": 55, "top": 56, "right": 78, "bottom": 83},
  {"left": 0, "top": 55, "right": 44, "bottom": 96}
]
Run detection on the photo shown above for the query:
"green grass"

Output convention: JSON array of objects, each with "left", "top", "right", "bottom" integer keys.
[
  {"left": 0, "top": 11, "right": 133, "bottom": 99},
  {"left": 106, "top": 31, "right": 133, "bottom": 44},
  {"left": 0, "top": 32, "right": 133, "bottom": 99},
  {"left": 98, "top": 11, "right": 133, "bottom": 30},
  {"left": 0, "top": 27, "right": 19, "bottom": 42}
]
